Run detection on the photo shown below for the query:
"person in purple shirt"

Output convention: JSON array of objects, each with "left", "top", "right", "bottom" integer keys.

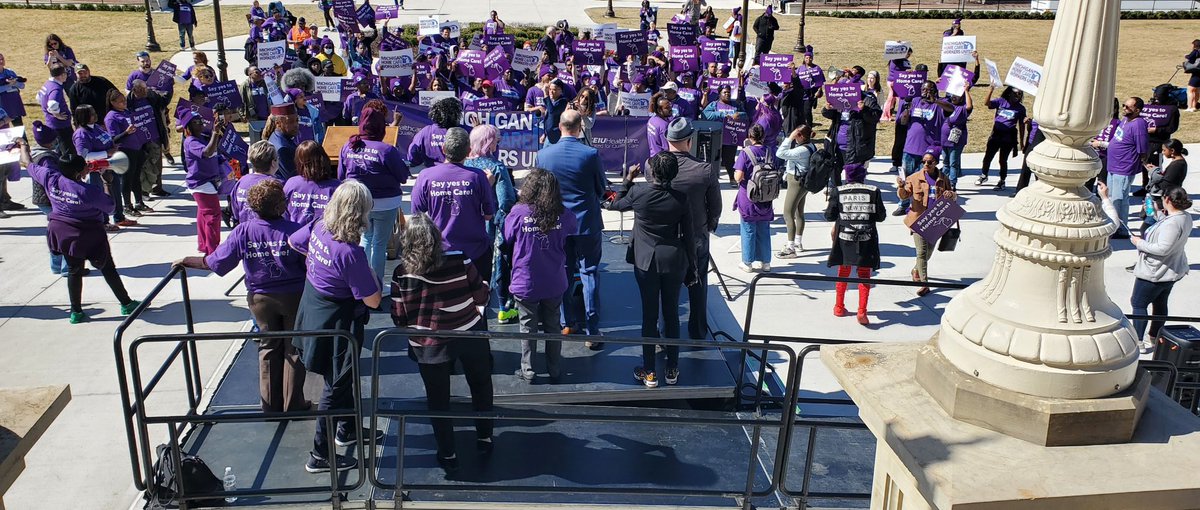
[
  {"left": 646, "top": 97, "right": 672, "bottom": 158},
  {"left": 73, "top": 104, "right": 134, "bottom": 228},
  {"left": 977, "top": 86, "right": 1027, "bottom": 191},
  {"left": 126, "top": 52, "right": 154, "bottom": 92},
  {"left": 733, "top": 125, "right": 776, "bottom": 273},
  {"left": 288, "top": 179, "right": 383, "bottom": 474},
  {"left": 1104, "top": 97, "right": 1150, "bottom": 239},
  {"left": 1088, "top": 98, "right": 1122, "bottom": 190},
  {"left": 285, "top": 141, "right": 340, "bottom": 225},
  {"left": 411, "top": 127, "right": 498, "bottom": 281},
  {"left": 338, "top": 100, "right": 410, "bottom": 291},
  {"left": 408, "top": 97, "right": 461, "bottom": 167},
  {"left": 38, "top": 65, "right": 73, "bottom": 154},
  {"left": 169, "top": 0, "right": 198, "bottom": 50},
  {"left": 177, "top": 179, "right": 310, "bottom": 413},
  {"left": 0, "top": 53, "right": 28, "bottom": 126},
  {"left": 503, "top": 169, "right": 576, "bottom": 382},
  {"left": 896, "top": 79, "right": 952, "bottom": 215},
  {"left": 21, "top": 136, "right": 140, "bottom": 324},
  {"left": 231, "top": 141, "right": 281, "bottom": 225},
  {"left": 104, "top": 90, "right": 151, "bottom": 215},
  {"left": 181, "top": 109, "right": 227, "bottom": 254},
  {"left": 484, "top": 11, "right": 505, "bottom": 34},
  {"left": 43, "top": 35, "right": 78, "bottom": 86}
]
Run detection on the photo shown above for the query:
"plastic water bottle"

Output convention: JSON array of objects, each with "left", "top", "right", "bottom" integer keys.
[{"left": 223, "top": 466, "right": 238, "bottom": 503}]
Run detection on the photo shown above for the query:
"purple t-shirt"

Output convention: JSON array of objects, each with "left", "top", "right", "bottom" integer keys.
[
  {"left": 733, "top": 144, "right": 775, "bottom": 222},
  {"left": 406, "top": 124, "right": 449, "bottom": 167},
  {"left": 284, "top": 176, "right": 340, "bottom": 225},
  {"left": 183, "top": 135, "right": 222, "bottom": 189},
  {"left": 289, "top": 220, "right": 380, "bottom": 300},
  {"left": 29, "top": 157, "right": 113, "bottom": 223},
  {"left": 987, "top": 97, "right": 1025, "bottom": 134},
  {"left": 338, "top": 139, "right": 410, "bottom": 200},
  {"left": 177, "top": 1, "right": 195, "bottom": 25},
  {"left": 72, "top": 125, "right": 113, "bottom": 156},
  {"left": 206, "top": 217, "right": 306, "bottom": 295},
  {"left": 38, "top": 79, "right": 71, "bottom": 130},
  {"left": 647, "top": 115, "right": 670, "bottom": 157},
  {"left": 247, "top": 81, "right": 270, "bottom": 120},
  {"left": 126, "top": 69, "right": 153, "bottom": 91},
  {"left": 904, "top": 98, "right": 944, "bottom": 157},
  {"left": 231, "top": 172, "right": 278, "bottom": 224},
  {"left": 503, "top": 203, "right": 577, "bottom": 301},
  {"left": 1096, "top": 118, "right": 1120, "bottom": 161},
  {"left": 105, "top": 109, "right": 149, "bottom": 151},
  {"left": 1106, "top": 116, "right": 1149, "bottom": 177},
  {"left": 411, "top": 162, "right": 498, "bottom": 260},
  {"left": 524, "top": 86, "right": 545, "bottom": 110},
  {"left": 940, "top": 104, "right": 970, "bottom": 149}
]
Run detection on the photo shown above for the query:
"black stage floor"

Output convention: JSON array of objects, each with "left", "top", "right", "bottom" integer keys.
[{"left": 186, "top": 240, "right": 873, "bottom": 508}]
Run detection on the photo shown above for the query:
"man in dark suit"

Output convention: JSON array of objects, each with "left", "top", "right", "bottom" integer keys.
[
  {"left": 665, "top": 118, "right": 722, "bottom": 340},
  {"left": 537, "top": 110, "right": 606, "bottom": 348}
]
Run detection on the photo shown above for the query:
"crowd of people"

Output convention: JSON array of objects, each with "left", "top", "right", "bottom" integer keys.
[{"left": 0, "top": 0, "right": 1193, "bottom": 475}]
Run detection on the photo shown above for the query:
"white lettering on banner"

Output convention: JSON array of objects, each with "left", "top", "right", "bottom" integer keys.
[
  {"left": 1005, "top": 57, "right": 1043, "bottom": 96},
  {"left": 377, "top": 49, "right": 414, "bottom": 77},
  {"left": 462, "top": 112, "right": 536, "bottom": 131},
  {"left": 418, "top": 91, "right": 455, "bottom": 107},
  {"left": 512, "top": 49, "right": 542, "bottom": 72},
  {"left": 940, "top": 35, "right": 976, "bottom": 64},
  {"left": 618, "top": 92, "right": 652, "bottom": 117},
  {"left": 314, "top": 77, "right": 346, "bottom": 102}
]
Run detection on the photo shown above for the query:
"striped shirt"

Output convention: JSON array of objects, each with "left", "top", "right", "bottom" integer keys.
[{"left": 389, "top": 252, "right": 489, "bottom": 347}]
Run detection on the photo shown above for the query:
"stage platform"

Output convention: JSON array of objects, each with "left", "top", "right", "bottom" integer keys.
[{"left": 180, "top": 239, "right": 872, "bottom": 509}]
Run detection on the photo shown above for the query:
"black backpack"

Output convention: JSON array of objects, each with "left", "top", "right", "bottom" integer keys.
[
  {"left": 743, "top": 147, "right": 783, "bottom": 203},
  {"left": 802, "top": 140, "right": 842, "bottom": 194},
  {"left": 144, "top": 444, "right": 226, "bottom": 509}
]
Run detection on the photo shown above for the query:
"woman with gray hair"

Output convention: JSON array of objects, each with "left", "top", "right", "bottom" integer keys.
[
  {"left": 390, "top": 212, "right": 494, "bottom": 474},
  {"left": 229, "top": 140, "right": 279, "bottom": 224},
  {"left": 289, "top": 179, "right": 384, "bottom": 474},
  {"left": 412, "top": 126, "right": 498, "bottom": 283}
]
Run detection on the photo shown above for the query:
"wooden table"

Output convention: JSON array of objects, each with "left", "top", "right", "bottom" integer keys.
[{"left": 0, "top": 386, "right": 71, "bottom": 510}]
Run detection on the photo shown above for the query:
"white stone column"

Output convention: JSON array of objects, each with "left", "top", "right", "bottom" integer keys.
[{"left": 935, "top": 0, "right": 1139, "bottom": 399}]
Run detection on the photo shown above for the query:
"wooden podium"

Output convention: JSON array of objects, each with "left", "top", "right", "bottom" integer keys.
[{"left": 321, "top": 126, "right": 400, "bottom": 164}]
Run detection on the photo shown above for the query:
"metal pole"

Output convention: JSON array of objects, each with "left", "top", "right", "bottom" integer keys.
[
  {"left": 792, "top": 0, "right": 807, "bottom": 52},
  {"left": 735, "top": 0, "right": 750, "bottom": 68},
  {"left": 143, "top": 0, "right": 161, "bottom": 52},
  {"left": 605, "top": 0, "right": 615, "bottom": 17},
  {"left": 212, "top": 0, "right": 229, "bottom": 81}
]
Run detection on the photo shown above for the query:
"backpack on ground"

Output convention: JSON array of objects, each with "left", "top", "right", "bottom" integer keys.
[
  {"left": 743, "top": 147, "right": 783, "bottom": 203},
  {"left": 143, "top": 444, "right": 226, "bottom": 509},
  {"left": 802, "top": 139, "right": 842, "bottom": 194}
]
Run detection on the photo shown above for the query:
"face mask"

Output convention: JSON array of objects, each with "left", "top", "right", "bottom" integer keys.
[{"left": 323, "top": 48, "right": 333, "bottom": 55}]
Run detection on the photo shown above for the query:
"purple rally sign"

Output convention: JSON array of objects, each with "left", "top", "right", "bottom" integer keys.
[
  {"left": 616, "top": 30, "right": 647, "bottom": 63},
  {"left": 147, "top": 61, "right": 178, "bottom": 95},
  {"left": 374, "top": 5, "right": 399, "bottom": 20},
  {"left": 670, "top": 46, "right": 700, "bottom": 73},
  {"left": 218, "top": 123, "right": 249, "bottom": 168},
  {"left": 483, "top": 47, "right": 510, "bottom": 80},
  {"left": 204, "top": 80, "right": 243, "bottom": 112},
  {"left": 355, "top": 2, "right": 374, "bottom": 26},
  {"left": 796, "top": 64, "right": 825, "bottom": 90},
  {"left": 700, "top": 40, "right": 729, "bottom": 64},
  {"left": 824, "top": 83, "right": 862, "bottom": 111},
  {"left": 1140, "top": 105, "right": 1177, "bottom": 129},
  {"left": 467, "top": 98, "right": 509, "bottom": 113},
  {"left": 723, "top": 114, "right": 749, "bottom": 146},
  {"left": 573, "top": 40, "right": 605, "bottom": 67},
  {"left": 911, "top": 198, "right": 965, "bottom": 245},
  {"left": 667, "top": 23, "right": 697, "bottom": 46},
  {"left": 759, "top": 54, "right": 793, "bottom": 83},
  {"left": 892, "top": 70, "right": 927, "bottom": 99},
  {"left": 456, "top": 49, "right": 487, "bottom": 79},
  {"left": 485, "top": 33, "right": 515, "bottom": 57}
]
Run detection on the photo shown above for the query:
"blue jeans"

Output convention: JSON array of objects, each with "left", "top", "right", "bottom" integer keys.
[
  {"left": 900, "top": 153, "right": 920, "bottom": 210},
  {"left": 942, "top": 146, "right": 963, "bottom": 189},
  {"left": 37, "top": 205, "right": 69, "bottom": 274},
  {"left": 177, "top": 24, "right": 195, "bottom": 49},
  {"left": 1131, "top": 278, "right": 1175, "bottom": 341},
  {"left": 561, "top": 233, "right": 602, "bottom": 335},
  {"left": 1106, "top": 173, "right": 1132, "bottom": 236},
  {"left": 740, "top": 220, "right": 772, "bottom": 265},
  {"left": 362, "top": 207, "right": 399, "bottom": 292}
]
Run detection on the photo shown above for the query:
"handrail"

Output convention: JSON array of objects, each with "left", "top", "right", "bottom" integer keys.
[
  {"left": 129, "top": 331, "right": 367, "bottom": 507},
  {"left": 368, "top": 328, "right": 804, "bottom": 510}
]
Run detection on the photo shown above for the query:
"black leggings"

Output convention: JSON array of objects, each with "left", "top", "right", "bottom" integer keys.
[
  {"left": 65, "top": 254, "right": 132, "bottom": 313},
  {"left": 981, "top": 132, "right": 1018, "bottom": 181},
  {"left": 634, "top": 262, "right": 682, "bottom": 373},
  {"left": 322, "top": 8, "right": 334, "bottom": 27},
  {"left": 891, "top": 122, "right": 909, "bottom": 168},
  {"left": 122, "top": 148, "right": 146, "bottom": 207},
  {"left": 417, "top": 338, "right": 494, "bottom": 458}
]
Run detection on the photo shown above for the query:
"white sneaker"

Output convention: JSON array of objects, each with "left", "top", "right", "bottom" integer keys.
[
  {"left": 795, "top": 240, "right": 803, "bottom": 252},
  {"left": 738, "top": 262, "right": 754, "bottom": 273},
  {"left": 750, "top": 261, "right": 763, "bottom": 271},
  {"left": 761, "top": 263, "right": 771, "bottom": 272},
  {"left": 1186, "top": 108, "right": 1198, "bottom": 113},
  {"left": 1140, "top": 339, "right": 1155, "bottom": 354}
]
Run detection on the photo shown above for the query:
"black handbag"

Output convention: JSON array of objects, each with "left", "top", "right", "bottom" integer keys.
[{"left": 937, "top": 223, "right": 961, "bottom": 252}]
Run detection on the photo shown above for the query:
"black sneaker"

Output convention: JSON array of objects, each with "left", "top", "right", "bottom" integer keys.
[
  {"left": 305, "top": 453, "right": 357, "bottom": 473},
  {"left": 437, "top": 454, "right": 460, "bottom": 474},
  {"left": 476, "top": 438, "right": 494, "bottom": 456},
  {"left": 891, "top": 206, "right": 907, "bottom": 216},
  {"left": 335, "top": 427, "right": 385, "bottom": 447},
  {"left": 993, "top": 181, "right": 1006, "bottom": 191},
  {"left": 1, "top": 201, "right": 26, "bottom": 211}
]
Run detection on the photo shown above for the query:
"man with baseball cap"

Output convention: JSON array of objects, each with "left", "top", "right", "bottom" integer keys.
[
  {"left": 664, "top": 117, "right": 722, "bottom": 340},
  {"left": 67, "top": 63, "right": 118, "bottom": 119}
]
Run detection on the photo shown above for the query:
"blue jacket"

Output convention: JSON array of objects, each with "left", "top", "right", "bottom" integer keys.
[{"left": 536, "top": 136, "right": 605, "bottom": 237}]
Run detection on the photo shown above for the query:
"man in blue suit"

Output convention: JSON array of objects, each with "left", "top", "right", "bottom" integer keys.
[{"left": 537, "top": 110, "right": 606, "bottom": 349}]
